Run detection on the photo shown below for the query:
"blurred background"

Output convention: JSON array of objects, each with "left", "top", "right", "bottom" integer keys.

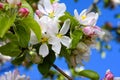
[{"left": 0, "top": 0, "right": 120, "bottom": 80}]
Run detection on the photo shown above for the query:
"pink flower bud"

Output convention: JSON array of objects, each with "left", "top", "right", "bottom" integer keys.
[
  {"left": 0, "top": 2, "right": 4, "bottom": 10},
  {"left": 104, "top": 69, "right": 114, "bottom": 80},
  {"left": 83, "top": 26, "right": 94, "bottom": 36},
  {"left": 18, "top": 8, "right": 29, "bottom": 17},
  {"left": 35, "top": 10, "right": 43, "bottom": 18}
]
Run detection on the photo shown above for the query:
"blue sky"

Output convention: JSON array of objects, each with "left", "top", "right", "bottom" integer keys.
[{"left": 0, "top": 0, "right": 120, "bottom": 80}]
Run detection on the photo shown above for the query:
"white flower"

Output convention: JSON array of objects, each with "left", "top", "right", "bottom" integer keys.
[
  {"left": 82, "top": 26, "right": 105, "bottom": 38},
  {"left": 36, "top": 0, "right": 66, "bottom": 20},
  {"left": 74, "top": 9, "right": 98, "bottom": 26},
  {"left": 49, "top": 19, "right": 71, "bottom": 54},
  {"left": 0, "top": 69, "right": 30, "bottom": 80}
]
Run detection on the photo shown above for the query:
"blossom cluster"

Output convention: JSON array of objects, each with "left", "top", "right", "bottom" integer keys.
[
  {"left": 0, "top": 0, "right": 29, "bottom": 17},
  {"left": 29, "top": 0, "right": 105, "bottom": 66},
  {"left": 0, "top": 69, "right": 30, "bottom": 80}
]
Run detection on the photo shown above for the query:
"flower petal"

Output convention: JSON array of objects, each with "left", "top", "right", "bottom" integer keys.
[
  {"left": 54, "top": 3, "right": 66, "bottom": 19},
  {"left": 39, "top": 43, "right": 49, "bottom": 57},
  {"left": 38, "top": 4, "right": 47, "bottom": 15},
  {"left": 52, "top": 42, "right": 61, "bottom": 54},
  {"left": 44, "top": 0, "right": 53, "bottom": 13},
  {"left": 80, "top": 9, "right": 87, "bottom": 17},
  {"left": 74, "top": 9, "right": 79, "bottom": 20},
  {"left": 60, "top": 19, "right": 70, "bottom": 35},
  {"left": 30, "top": 31, "right": 38, "bottom": 44},
  {"left": 61, "top": 36, "right": 71, "bottom": 48}
]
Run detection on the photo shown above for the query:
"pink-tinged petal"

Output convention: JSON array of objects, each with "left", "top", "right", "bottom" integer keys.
[
  {"left": 61, "top": 36, "right": 71, "bottom": 48},
  {"left": 60, "top": 19, "right": 70, "bottom": 35},
  {"left": 52, "top": 42, "right": 61, "bottom": 54},
  {"left": 38, "top": 4, "right": 47, "bottom": 15},
  {"left": 54, "top": 3, "right": 66, "bottom": 18},
  {"left": 44, "top": 0, "right": 53, "bottom": 13},
  {"left": 5, "top": 71, "right": 12, "bottom": 80},
  {"left": 83, "top": 27, "right": 93, "bottom": 35},
  {"left": 12, "top": 69, "right": 20, "bottom": 80},
  {"left": 39, "top": 43, "right": 49, "bottom": 57}
]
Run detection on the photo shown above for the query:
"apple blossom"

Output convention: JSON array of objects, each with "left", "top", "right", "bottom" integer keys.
[
  {"left": 36, "top": 0, "right": 66, "bottom": 20},
  {"left": 83, "top": 26, "right": 105, "bottom": 38},
  {"left": 48, "top": 19, "right": 71, "bottom": 54},
  {"left": 0, "top": 69, "right": 30, "bottom": 80},
  {"left": 74, "top": 9, "right": 98, "bottom": 26}
]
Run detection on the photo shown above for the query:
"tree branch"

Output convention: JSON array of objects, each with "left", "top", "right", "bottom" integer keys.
[{"left": 52, "top": 64, "right": 73, "bottom": 80}]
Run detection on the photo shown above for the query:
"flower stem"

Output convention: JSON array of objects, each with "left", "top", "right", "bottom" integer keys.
[{"left": 52, "top": 64, "right": 73, "bottom": 80}]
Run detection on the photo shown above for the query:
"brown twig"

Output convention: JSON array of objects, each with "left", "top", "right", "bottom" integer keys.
[{"left": 52, "top": 64, "right": 73, "bottom": 80}]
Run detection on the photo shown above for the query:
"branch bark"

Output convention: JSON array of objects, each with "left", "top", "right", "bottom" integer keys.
[{"left": 52, "top": 64, "right": 73, "bottom": 80}]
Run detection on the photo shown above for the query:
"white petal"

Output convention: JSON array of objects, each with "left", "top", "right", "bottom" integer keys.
[
  {"left": 60, "top": 19, "right": 70, "bottom": 35},
  {"left": 54, "top": 3, "right": 66, "bottom": 18},
  {"left": 48, "top": 37, "right": 58, "bottom": 45},
  {"left": 38, "top": 4, "right": 47, "bottom": 15},
  {"left": 39, "top": 43, "right": 49, "bottom": 57},
  {"left": 61, "top": 36, "right": 71, "bottom": 48},
  {"left": 30, "top": 31, "right": 38, "bottom": 45},
  {"left": 80, "top": 9, "right": 87, "bottom": 16},
  {"left": 74, "top": 9, "right": 79, "bottom": 20},
  {"left": 52, "top": 42, "right": 61, "bottom": 54},
  {"left": 44, "top": 0, "right": 53, "bottom": 13}
]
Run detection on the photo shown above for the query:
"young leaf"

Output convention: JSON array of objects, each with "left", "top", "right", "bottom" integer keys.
[
  {"left": 19, "top": 17, "right": 41, "bottom": 42},
  {"left": 0, "top": 42, "right": 21, "bottom": 57},
  {"left": 78, "top": 70, "right": 99, "bottom": 80},
  {"left": 60, "top": 12, "right": 80, "bottom": 29},
  {"left": 38, "top": 52, "right": 56, "bottom": 75},
  {"left": 0, "top": 12, "right": 16, "bottom": 38},
  {"left": 12, "top": 52, "right": 26, "bottom": 65},
  {"left": 14, "top": 24, "right": 30, "bottom": 48},
  {"left": 70, "top": 30, "right": 83, "bottom": 49}
]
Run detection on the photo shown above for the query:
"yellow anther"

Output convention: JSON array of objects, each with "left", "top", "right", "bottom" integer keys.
[
  {"left": 57, "top": 33, "right": 63, "bottom": 38},
  {"left": 81, "top": 15, "right": 86, "bottom": 20},
  {"left": 41, "top": 37, "right": 48, "bottom": 43},
  {"left": 49, "top": 11, "right": 54, "bottom": 18}
]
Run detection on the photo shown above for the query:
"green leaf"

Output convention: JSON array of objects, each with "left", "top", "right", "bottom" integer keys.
[
  {"left": 60, "top": 12, "right": 80, "bottom": 30},
  {"left": 14, "top": 24, "right": 30, "bottom": 48},
  {"left": 19, "top": 17, "right": 41, "bottom": 42},
  {"left": 12, "top": 52, "right": 26, "bottom": 65},
  {"left": 70, "top": 29, "right": 83, "bottom": 49},
  {"left": 38, "top": 52, "right": 56, "bottom": 75},
  {"left": 21, "top": 0, "right": 34, "bottom": 17},
  {"left": 78, "top": 70, "right": 99, "bottom": 80},
  {"left": 0, "top": 42, "right": 21, "bottom": 57},
  {"left": 0, "top": 12, "right": 16, "bottom": 38}
]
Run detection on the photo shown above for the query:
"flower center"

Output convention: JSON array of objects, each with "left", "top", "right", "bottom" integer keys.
[
  {"left": 41, "top": 37, "right": 48, "bottom": 43},
  {"left": 81, "top": 15, "right": 86, "bottom": 20},
  {"left": 57, "top": 33, "right": 63, "bottom": 38},
  {"left": 49, "top": 11, "right": 54, "bottom": 18}
]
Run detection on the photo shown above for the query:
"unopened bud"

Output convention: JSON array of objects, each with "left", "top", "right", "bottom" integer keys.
[
  {"left": 104, "top": 69, "right": 114, "bottom": 80},
  {"left": 0, "top": 2, "right": 4, "bottom": 10},
  {"left": 83, "top": 26, "right": 93, "bottom": 36},
  {"left": 18, "top": 8, "right": 29, "bottom": 17}
]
